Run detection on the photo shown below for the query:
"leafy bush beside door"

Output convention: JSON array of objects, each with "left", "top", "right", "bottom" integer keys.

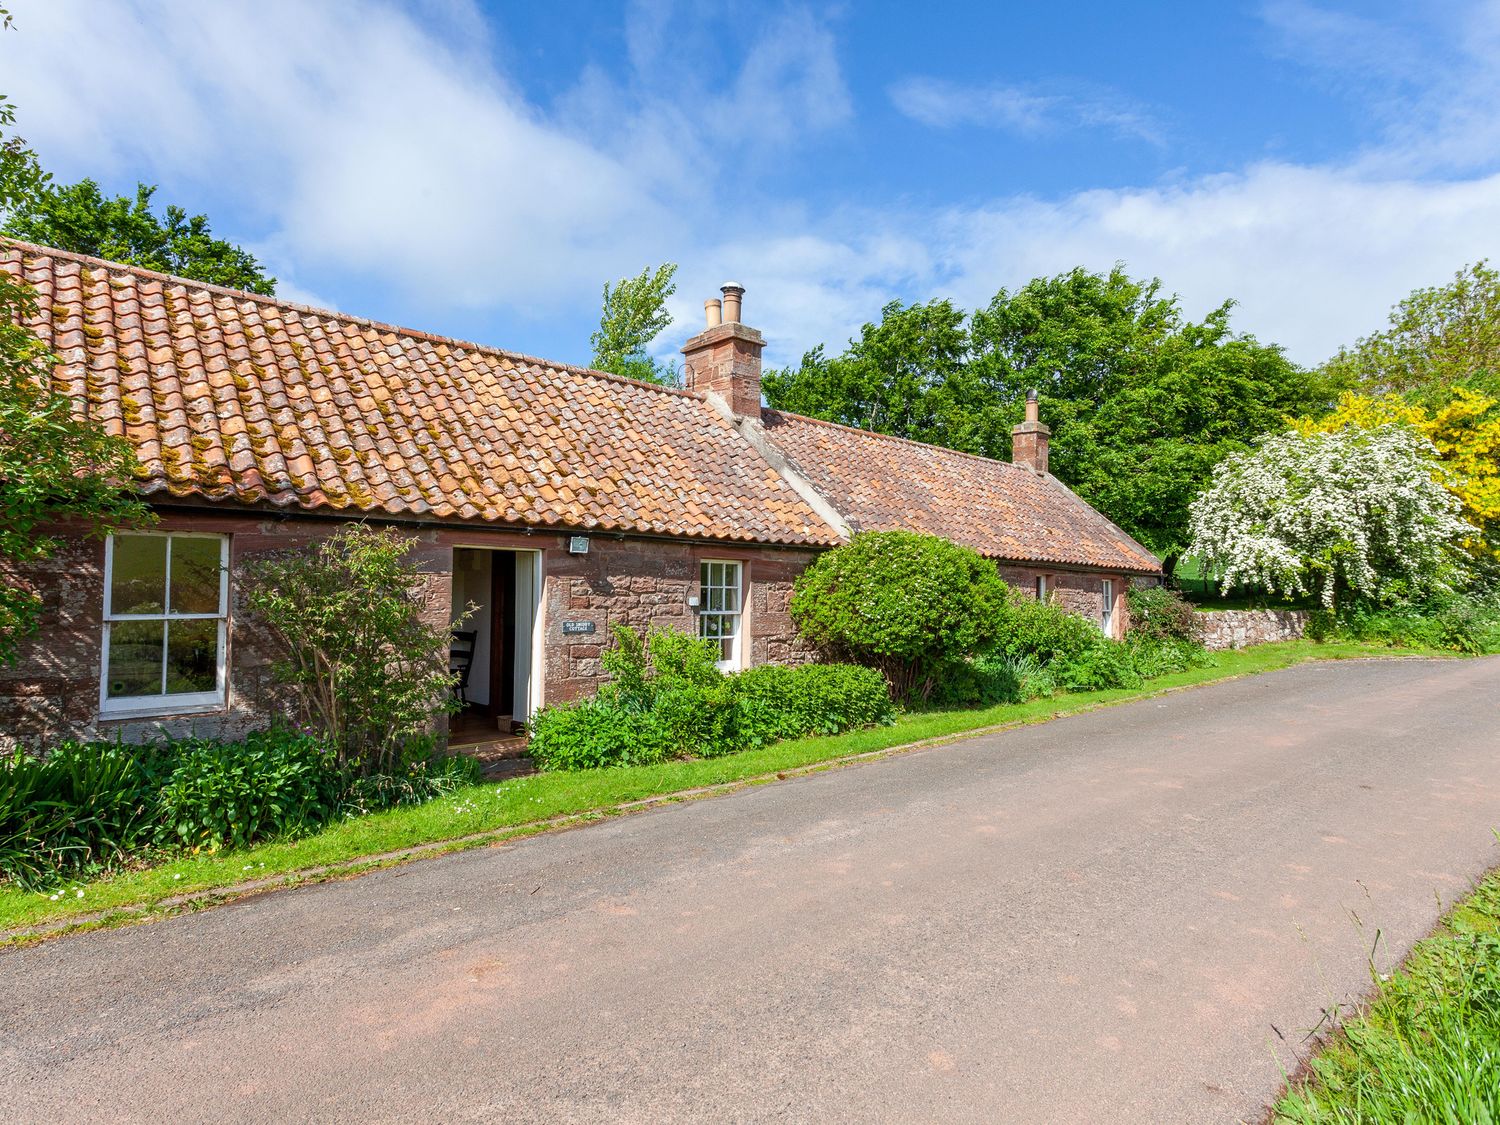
[{"left": 242, "top": 524, "right": 462, "bottom": 775}]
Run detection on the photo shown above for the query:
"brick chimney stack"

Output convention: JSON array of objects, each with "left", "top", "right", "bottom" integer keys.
[
  {"left": 1011, "top": 389, "right": 1050, "bottom": 474},
  {"left": 682, "top": 282, "right": 764, "bottom": 419}
]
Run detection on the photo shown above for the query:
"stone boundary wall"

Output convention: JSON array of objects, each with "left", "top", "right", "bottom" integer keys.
[{"left": 1192, "top": 609, "right": 1311, "bottom": 650}]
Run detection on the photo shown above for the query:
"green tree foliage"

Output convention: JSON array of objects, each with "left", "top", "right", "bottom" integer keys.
[
  {"left": 4, "top": 180, "right": 276, "bottom": 295},
  {"left": 590, "top": 262, "right": 679, "bottom": 385},
  {"left": 0, "top": 90, "right": 149, "bottom": 665},
  {"left": 764, "top": 267, "right": 1324, "bottom": 571},
  {"left": 1322, "top": 261, "right": 1500, "bottom": 401},
  {"left": 241, "top": 526, "right": 460, "bottom": 775},
  {"left": 789, "top": 530, "right": 1009, "bottom": 701},
  {"left": 763, "top": 299, "right": 988, "bottom": 450}
]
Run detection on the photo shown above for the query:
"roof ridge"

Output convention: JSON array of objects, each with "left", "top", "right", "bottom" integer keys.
[
  {"left": 0, "top": 237, "right": 705, "bottom": 403},
  {"left": 760, "top": 406, "right": 1161, "bottom": 572},
  {"left": 762, "top": 405, "right": 1036, "bottom": 474}
]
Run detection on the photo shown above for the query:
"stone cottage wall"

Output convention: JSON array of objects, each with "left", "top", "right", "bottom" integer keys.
[
  {"left": 1192, "top": 609, "right": 1311, "bottom": 651},
  {"left": 997, "top": 564, "right": 1132, "bottom": 639},
  {"left": 540, "top": 537, "right": 817, "bottom": 703},
  {"left": 0, "top": 507, "right": 818, "bottom": 747}
]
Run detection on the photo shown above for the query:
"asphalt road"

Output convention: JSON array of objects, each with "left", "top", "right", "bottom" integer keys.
[{"left": 4, "top": 657, "right": 1500, "bottom": 1123}]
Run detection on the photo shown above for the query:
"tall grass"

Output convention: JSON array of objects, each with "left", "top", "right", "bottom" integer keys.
[{"left": 1275, "top": 873, "right": 1500, "bottom": 1123}]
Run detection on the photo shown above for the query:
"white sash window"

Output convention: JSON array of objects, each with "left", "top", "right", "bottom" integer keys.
[
  {"left": 698, "top": 560, "right": 744, "bottom": 671},
  {"left": 101, "top": 533, "right": 229, "bottom": 715}
]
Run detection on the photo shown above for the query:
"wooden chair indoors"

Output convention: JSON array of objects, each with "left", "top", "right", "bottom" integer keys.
[{"left": 450, "top": 629, "right": 477, "bottom": 707}]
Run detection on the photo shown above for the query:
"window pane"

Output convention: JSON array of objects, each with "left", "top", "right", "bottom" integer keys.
[
  {"left": 170, "top": 537, "right": 222, "bottom": 614},
  {"left": 722, "top": 565, "right": 741, "bottom": 612},
  {"left": 111, "top": 536, "right": 167, "bottom": 615},
  {"left": 705, "top": 587, "right": 724, "bottom": 612},
  {"left": 106, "top": 620, "right": 163, "bottom": 698},
  {"left": 166, "top": 619, "right": 219, "bottom": 694}
]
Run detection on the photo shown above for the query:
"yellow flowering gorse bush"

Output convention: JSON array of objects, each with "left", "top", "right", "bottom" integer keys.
[{"left": 1295, "top": 388, "right": 1500, "bottom": 558}]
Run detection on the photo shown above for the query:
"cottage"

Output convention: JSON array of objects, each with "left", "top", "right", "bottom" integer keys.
[{"left": 0, "top": 241, "right": 1159, "bottom": 748}]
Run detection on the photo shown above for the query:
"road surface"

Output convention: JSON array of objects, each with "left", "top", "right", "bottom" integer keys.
[{"left": 3, "top": 656, "right": 1499, "bottom": 1123}]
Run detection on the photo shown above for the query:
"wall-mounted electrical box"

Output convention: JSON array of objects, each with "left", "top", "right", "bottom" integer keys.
[{"left": 568, "top": 536, "right": 590, "bottom": 555}]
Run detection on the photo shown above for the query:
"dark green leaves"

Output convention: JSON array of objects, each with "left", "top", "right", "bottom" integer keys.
[{"left": 3, "top": 180, "right": 276, "bottom": 295}]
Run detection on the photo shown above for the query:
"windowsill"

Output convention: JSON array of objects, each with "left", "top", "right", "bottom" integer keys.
[{"left": 98, "top": 697, "right": 228, "bottom": 721}]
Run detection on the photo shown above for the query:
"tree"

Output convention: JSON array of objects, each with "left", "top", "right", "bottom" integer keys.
[
  {"left": 1064, "top": 308, "right": 1319, "bottom": 570},
  {"left": 0, "top": 86, "right": 149, "bottom": 665},
  {"left": 590, "top": 263, "right": 678, "bottom": 385},
  {"left": 765, "top": 266, "right": 1327, "bottom": 569},
  {"left": 1294, "top": 388, "right": 1500, "bottom": 561},
  {"left": 3, "top": 180, "right": 276, "bottom": 295},
  {"left": 1321, "top": 262, "right": 1500, "bottom": 400},
  {"left": 1186, "top": 426, "right": 1473, "bottom": 608},
  {"left": 763, "top": 299, "right": 992, "bottom": 452},
  {"left": 789, "top": 530, "right": 1009, "bottom": 701},
  {"left": 241, "top": 525, "right": 459, "bottom": 774}
]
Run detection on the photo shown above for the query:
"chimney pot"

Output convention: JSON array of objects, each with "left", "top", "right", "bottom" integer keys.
[
  {"left": 1025, "top": 388, "right": 1039, "bottom": 423},
  {"left": 720, "top": 282, "right": 744, "bottom": 324},
  {"left": 704, "top": 298, "right": 723, "bottom": 328}
]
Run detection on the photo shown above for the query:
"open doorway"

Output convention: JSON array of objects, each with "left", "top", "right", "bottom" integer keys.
[{"left": 450, "top": 547, "right": 542, "bottom": 745}]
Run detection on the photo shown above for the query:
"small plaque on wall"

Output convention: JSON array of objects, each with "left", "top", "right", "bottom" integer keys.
[{"left": 561, "top": 620, "right": 597, "bottom": 636}]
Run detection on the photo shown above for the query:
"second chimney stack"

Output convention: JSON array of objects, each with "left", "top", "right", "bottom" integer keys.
[{"left": 1011, "top": 389, "right": 1051, "bottom": 475}]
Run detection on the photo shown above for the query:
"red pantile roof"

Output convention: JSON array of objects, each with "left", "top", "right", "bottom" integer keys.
[
  {"left": 759, "top": 410, "right": 1161, "bottom": 574},
  {"left": 2, "top": 241, "right": 838, "bottom": 546},
  {"left": 4, "top": 239, "right": 1158, "bottom": 573}
]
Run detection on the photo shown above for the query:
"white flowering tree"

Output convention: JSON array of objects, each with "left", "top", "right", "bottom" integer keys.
[{"left": 1186, "top": 424, "right": 1474, "bottom": 607}]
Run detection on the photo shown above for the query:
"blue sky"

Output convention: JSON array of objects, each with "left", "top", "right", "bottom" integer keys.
[{"left": 5, "top": 0, "right": 1500, "bottom": 369}]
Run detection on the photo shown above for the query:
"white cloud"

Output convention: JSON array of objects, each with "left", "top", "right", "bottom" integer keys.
[
  {"left": 1261, "top": 0, "right": 1500, "bottom": 177},
  {"left": 888, "top": 77, "right": 1164, "bottom": 145},
  {"left": 6, "top": 0, "right": 1500, "bottom": 371}
]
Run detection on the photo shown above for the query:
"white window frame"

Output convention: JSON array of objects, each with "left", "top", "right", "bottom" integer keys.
[
  {"left": 697, "top": 559, "right": 745, "bottom": 672},
  {"left": 1101, "top": 579, "right": 1115, "bottom": 637},
  {"left": 100, "top": 532, "right": 230, "bottom": 717},
  {"left": 1035, "top": 575, "right": 1049, "bottom": 602}
]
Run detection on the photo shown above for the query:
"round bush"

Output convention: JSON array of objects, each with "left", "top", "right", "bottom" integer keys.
[{"left": 790, "top": 531, "right": 1009, "bottom": 701}]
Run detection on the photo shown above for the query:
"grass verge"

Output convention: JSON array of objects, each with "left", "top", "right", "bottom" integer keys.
[
  {"left": 0, "top": 640, "right": 1445, "bottom": 941},
  {"left": 1273, "top": 865, "right": 1500, "bottom": 1123}
]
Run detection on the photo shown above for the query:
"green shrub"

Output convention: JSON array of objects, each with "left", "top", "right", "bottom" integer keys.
[
  {"left": 928, "top": 652, "right": 1024, "bottom": 708},
  {"left": 0, "top": 742, "right": 172, "bottom": 890},
  {"left": 527, "top": 699, "right": 672, "bottom": 771},
  {"left": 598, "top": 622, "right": 724, "bottom": 711},
  {"left": 157, "top": 729, "right": 343, "bottom": 851},
  {"left": 341, "top": 742, "right": 483, "bottom": 813},
  {"left": 242, "top": 525, "right": 460, "bottom": 775},
  {"left": 1, "top": 728, "right": 479, "bottom": 889},
  {"left": 1125, "top": 635, "right": 1217, "bottom": 679},
  {"left": 734, "top": 663, "right": 894, "bottom": 746},
  {"left": 1308, "top": 593, "right": 1500, "bottom": 654},
  {"left": 1126, "top": 584, "right": 1200, "bottom": 642},
  {"left": 529, "top": 626, "right": 895, "bottom": 771},
  {"left": 1055, "top": 640, "right": 1143, "bottom": 692},
  {"left": 994, "top": 586, "right": 1108, "bottom": 666},
  {"left": 791, "top": 531, "right": 1009, "bottom": 701}
]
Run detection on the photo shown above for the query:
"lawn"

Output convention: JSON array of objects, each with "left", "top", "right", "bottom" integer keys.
[
  {"left": 0, "top": 640, "right": 1441, "bottom": 940},
  {"left": 1174, "top": 554, "right": 1317, "bottom": 611},
  {"left": 1273, "top": 865, "right": 1500, "bottom": 1123}
]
